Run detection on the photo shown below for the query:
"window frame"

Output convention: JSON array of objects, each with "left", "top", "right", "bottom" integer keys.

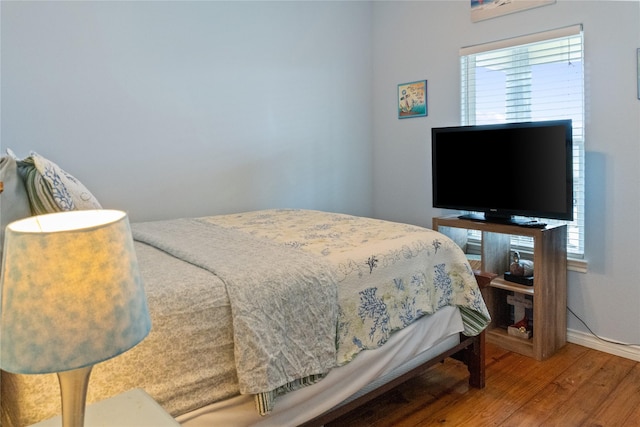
[{"left": 459, "top": 25, "right": 585, "bottom": 261}]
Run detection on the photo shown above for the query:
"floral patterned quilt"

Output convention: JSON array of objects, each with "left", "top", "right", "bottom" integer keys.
[{"left": 200, "top": 209, "right": 490, "bottom": 364}]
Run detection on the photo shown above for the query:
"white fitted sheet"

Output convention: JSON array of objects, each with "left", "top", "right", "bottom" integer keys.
[{"left": 177, "top": 305, "right": 463, "bottom": 427}]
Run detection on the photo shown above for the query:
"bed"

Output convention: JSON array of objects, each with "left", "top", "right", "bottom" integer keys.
[{"left": 1, "top": 152, "right": 491, "bottom": 427}]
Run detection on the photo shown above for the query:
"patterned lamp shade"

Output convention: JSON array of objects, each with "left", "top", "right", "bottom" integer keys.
[{"left": 0, "top": 209, "right": 151, "bottom": 374}]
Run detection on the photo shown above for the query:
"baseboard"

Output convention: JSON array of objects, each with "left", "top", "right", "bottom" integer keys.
[{"left": 567, "top": 329, "right": 640, "bottom": 362}]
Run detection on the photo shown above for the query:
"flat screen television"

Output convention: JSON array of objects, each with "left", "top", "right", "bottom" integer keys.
[{"left": 431, "top": 119, "right": 573, "bottom": 226}]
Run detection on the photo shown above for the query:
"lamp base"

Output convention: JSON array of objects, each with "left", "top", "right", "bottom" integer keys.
[{"left": 57, "top": 366, "right": 93, "bottom": 427}]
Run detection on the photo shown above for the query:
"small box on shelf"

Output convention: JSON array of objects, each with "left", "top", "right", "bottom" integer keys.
[
  {"left": 507, "top": 313, "right": 532, "bottom": 340},
  {"left": 508, "top": 325, "right": 532, "bottom": 340},
  {"left": 503, "top": 272, "right": 534, "bottom": 286}
]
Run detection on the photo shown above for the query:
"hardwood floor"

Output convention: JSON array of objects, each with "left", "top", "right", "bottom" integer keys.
[{"left": 327, "top": 342, "right": 640, "bottom": 426}]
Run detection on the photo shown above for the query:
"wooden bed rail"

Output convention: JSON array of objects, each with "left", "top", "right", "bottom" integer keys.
[{"left": 472, "top": 270, "right": 497, "bottom": 289}]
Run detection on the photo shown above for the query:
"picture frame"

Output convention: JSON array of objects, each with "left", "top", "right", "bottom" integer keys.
[
  {"left": 471, "top": 0, "right": 555, "bottom": 23},
  {"left": 398, "top": 80, "right": 427, "bottom": 119}
]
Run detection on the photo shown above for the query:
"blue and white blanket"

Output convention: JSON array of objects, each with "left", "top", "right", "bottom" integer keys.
[{"left": 134, "top": 209, "right": 490, "bottom": 414}]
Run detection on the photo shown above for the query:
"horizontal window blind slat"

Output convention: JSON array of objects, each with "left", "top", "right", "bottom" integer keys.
[{"left": 474, "top": 51, "right": 582, "bottom": 68}]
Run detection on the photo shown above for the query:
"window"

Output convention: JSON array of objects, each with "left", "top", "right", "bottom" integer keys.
[{"left": 460, "top": 25, "right": 585, "bottom": 258}]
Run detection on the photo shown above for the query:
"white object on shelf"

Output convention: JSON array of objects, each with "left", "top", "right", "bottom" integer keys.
[
  {"left": 29, "top": 388, "right": 180, "bottom": 427},
  {"left": 508, "top": 325, "right": 532, "bottom": 340}
]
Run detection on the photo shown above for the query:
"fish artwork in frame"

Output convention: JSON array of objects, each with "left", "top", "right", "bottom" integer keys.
[{"left": 398, "top": 80, "right": 427, "bottom": 119}]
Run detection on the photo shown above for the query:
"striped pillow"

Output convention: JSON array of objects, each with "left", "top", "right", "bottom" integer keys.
[{"left": 18, "top": 152, "right": 102, "bottom": 215}]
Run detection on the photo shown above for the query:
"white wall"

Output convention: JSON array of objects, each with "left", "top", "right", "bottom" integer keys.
[
  {"left": 1, "top": 1, "right": 374, "bottom": 222},
  {"left": 371, "top": 1, "right": 640, "bottom": 348},
  {"left": 3, "top": 0, "right": 640, "bottom": 353}
]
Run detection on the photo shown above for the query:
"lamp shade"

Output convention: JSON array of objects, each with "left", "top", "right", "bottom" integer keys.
[{"left": 0, "top": 209, "right": 151, "bottom": 374}]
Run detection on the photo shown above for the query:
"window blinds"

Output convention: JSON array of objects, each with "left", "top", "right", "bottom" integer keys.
[{"left": 460, "top": 25, "right": 585, "bottom": 257}]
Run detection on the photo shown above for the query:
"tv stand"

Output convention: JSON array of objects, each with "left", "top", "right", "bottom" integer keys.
[
  {"left": 458, "top": 213, "right": 547, "bottom": 228},
  {"left": 433, "top": 216, "right": 566, "bottom": 360}
]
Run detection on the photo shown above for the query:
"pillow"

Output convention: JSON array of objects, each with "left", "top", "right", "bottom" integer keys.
[
  {"left": 17, "top": 151, "right": 102, "bottom": 215},
  {"left": 1, "top": 149, "right": 33, "bottom": 255}
]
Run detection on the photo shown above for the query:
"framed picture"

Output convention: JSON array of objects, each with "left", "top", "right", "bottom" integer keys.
[
  {"left": 398, "top": 80, "right": 427, "bottom": 119},
  {"left": 471, "top": 0, "right": 555, "bottom": 23}
]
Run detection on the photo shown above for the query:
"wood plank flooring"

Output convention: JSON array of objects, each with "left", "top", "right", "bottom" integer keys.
[{"left": 326, "top": 342, "right": 640, "bottom": 427}]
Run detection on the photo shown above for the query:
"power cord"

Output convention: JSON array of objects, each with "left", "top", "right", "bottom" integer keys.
[{"left": 567, "top": 306, "right": 640, "bottom": 347}]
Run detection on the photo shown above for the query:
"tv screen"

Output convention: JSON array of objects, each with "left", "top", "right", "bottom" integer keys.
[{"left": 431, "top": 120, "right": 573, "bottom": 225}]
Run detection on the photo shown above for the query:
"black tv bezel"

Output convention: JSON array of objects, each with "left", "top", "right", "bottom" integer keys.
[{"left": 431, "top": 119, "right": 574, "bottom": 225}]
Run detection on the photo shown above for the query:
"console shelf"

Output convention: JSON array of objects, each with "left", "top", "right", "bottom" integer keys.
[
  {"left": 490, "top": 276, "right": 534, "bottom": 295},
  {"left": 433, "top": 216, "right": 567, "bottom": 360}
]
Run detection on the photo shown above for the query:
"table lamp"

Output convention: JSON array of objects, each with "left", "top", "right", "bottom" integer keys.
[{"left": 0, "top": 209, "right": 151, "bottom": 427}]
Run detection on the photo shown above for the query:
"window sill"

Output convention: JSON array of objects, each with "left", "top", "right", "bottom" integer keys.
[{"left": 568, "top": 257, "right": 588, "bottom": 273}]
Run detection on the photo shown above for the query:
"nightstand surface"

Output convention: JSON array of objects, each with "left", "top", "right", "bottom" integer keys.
[{"left": 29, "top": 388, "right": 180, "bottom": 427}]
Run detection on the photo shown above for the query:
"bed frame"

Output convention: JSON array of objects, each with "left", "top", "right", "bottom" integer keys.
[
  {"left": 299, "top": 331, "right": 485, "bottom": 426},
  {"left": 298, "top": 271, "right": 494, "bottom": 427}
]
